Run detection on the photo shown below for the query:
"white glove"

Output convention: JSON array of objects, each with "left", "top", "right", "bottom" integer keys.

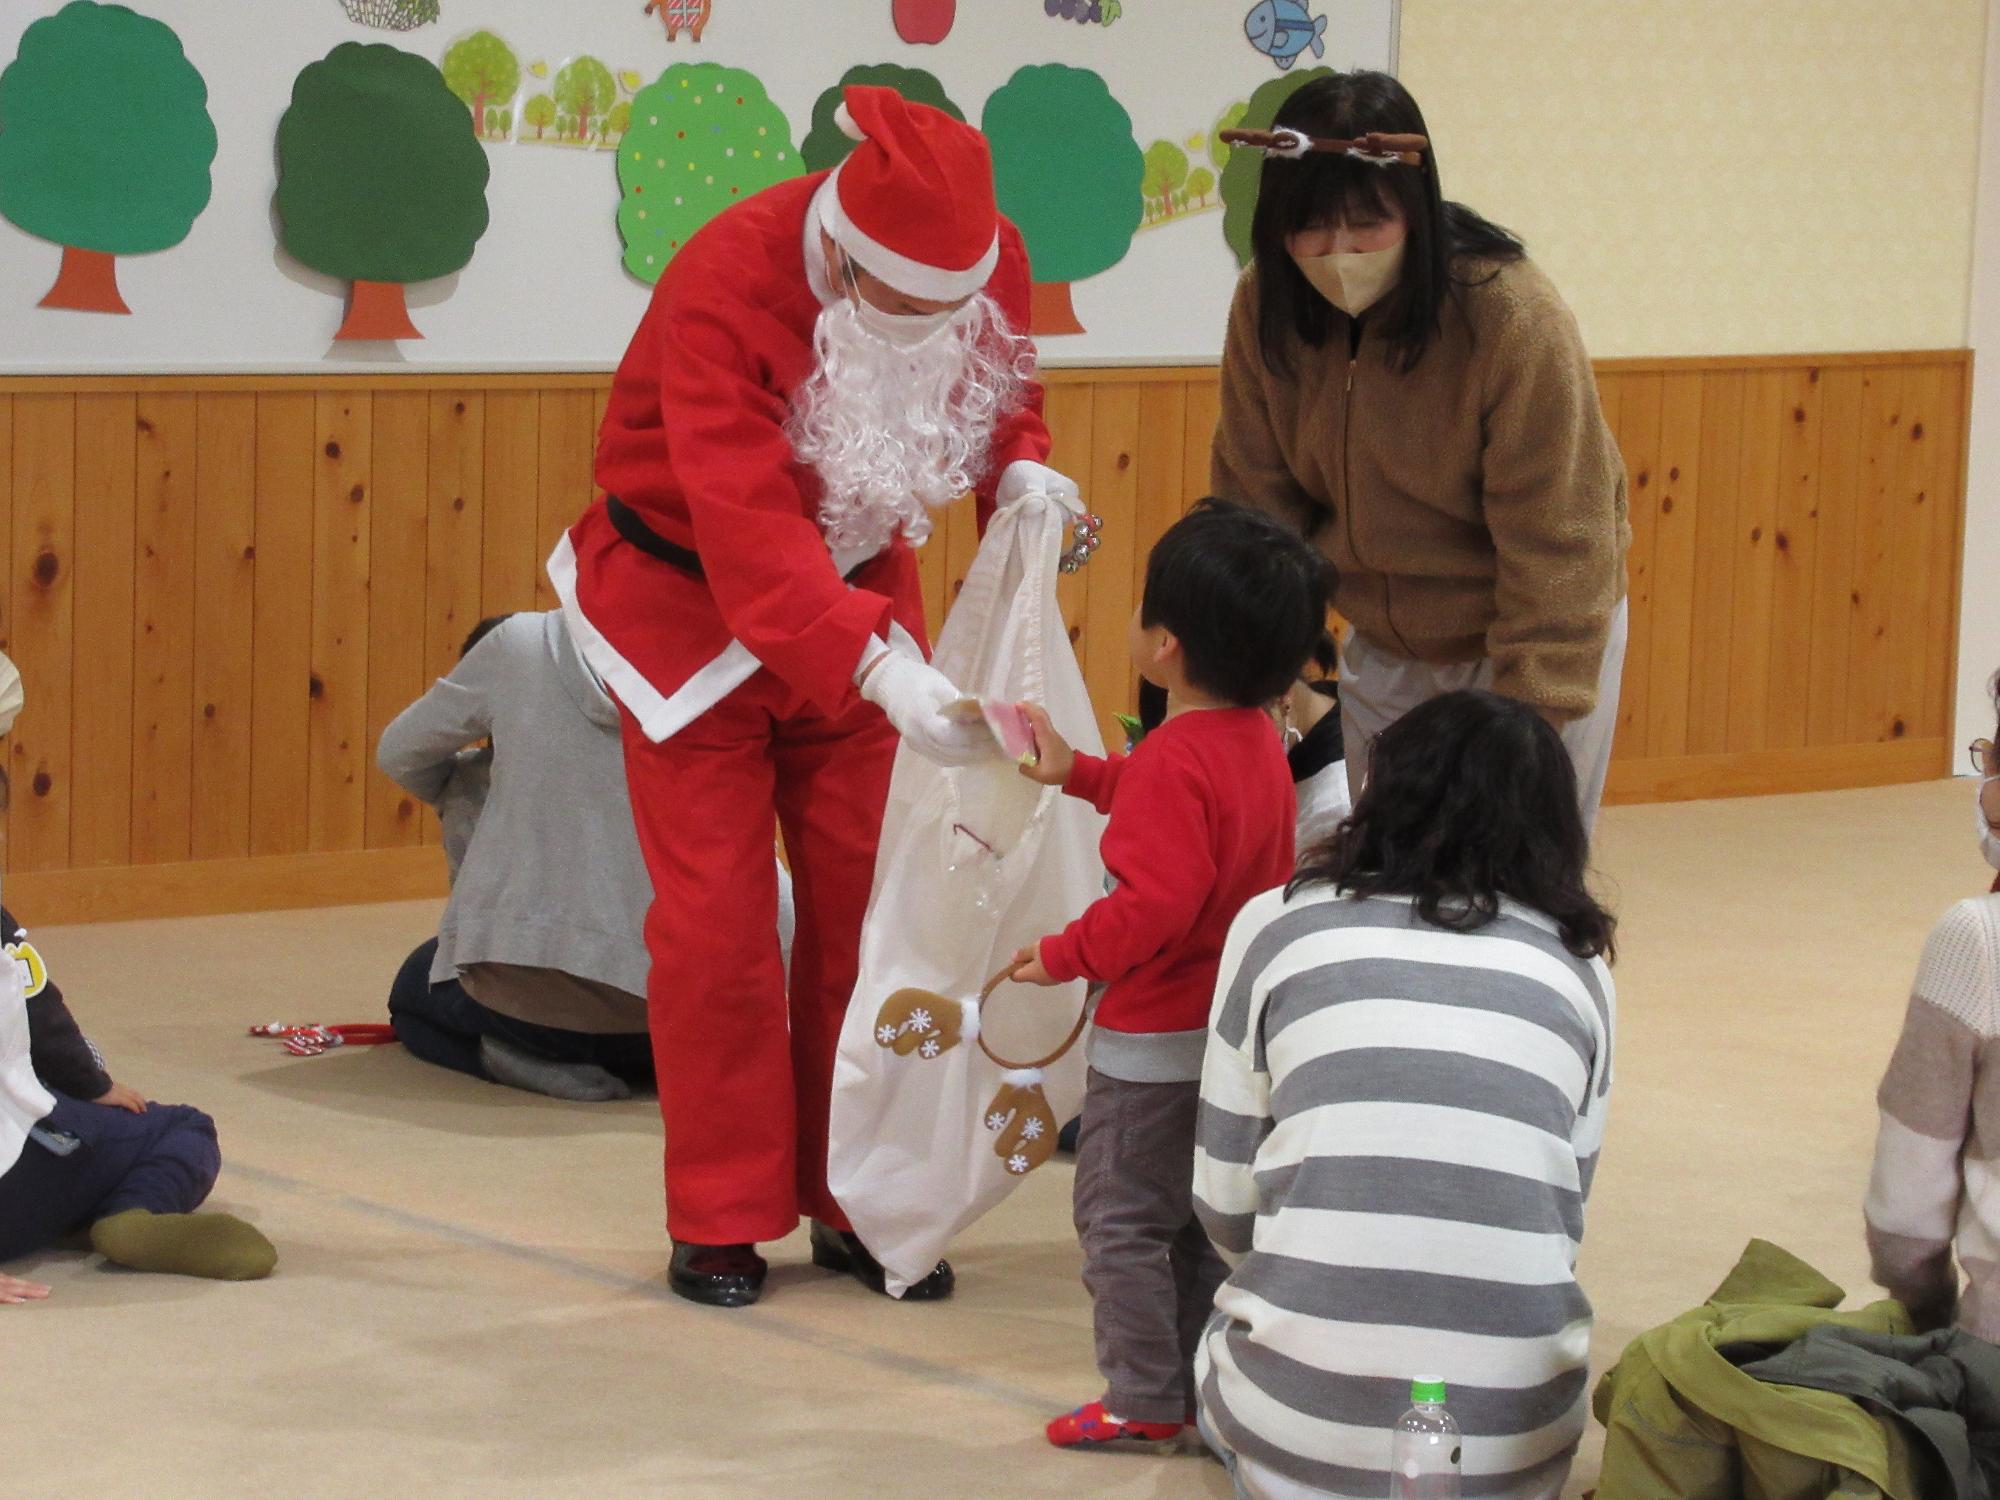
[
  {"left": 856, "top": 640, "right": 998, "bottom": 768},
  {"left": 995, "top": 459, "right": 1083, "bottom": 520}
]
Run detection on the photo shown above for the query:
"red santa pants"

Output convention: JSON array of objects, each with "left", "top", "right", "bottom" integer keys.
[{"left": 618, "top": 673, "right": 897, "bottom": 1247}]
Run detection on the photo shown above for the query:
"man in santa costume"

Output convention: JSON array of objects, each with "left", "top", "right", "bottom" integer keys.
[{"left": 549, "top": 87, "right": 1077, "bottom": 1308}]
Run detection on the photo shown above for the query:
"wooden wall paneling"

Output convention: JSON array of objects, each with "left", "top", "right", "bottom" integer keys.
[
  {"left": 10, "top": 397, "right": 75, "bottom": 873},
  {"left": 1134, "top": 379, "right": 1191, "bottom": 617},
  {"left": 130, "top": 394, "right": 199, "bottom": 866},
  {"left": 1684, "top": 371, "right": 1743, "bottom": 757},
  {"left": 1644, "top": 372, "right": 1704, "bottom": 757},
  {"left": 419, "top": 392, "right": 488, "bottom": 849},
  {"left": 1043, "top": 383, "right": 1095, "bottom": 691},
  {"left": 917, "top": 502, "right": 951, "bottom": 644},
  {"left": 1846, "top": 368, "right": 1907, "bottom": 744},
  {"left": 67, "top": 394, "right": 136, "bottom": 868},
  {"left": 1923, "top": 362, "right": 1972, "bottom": 738},
  {"left": 362, "top": 391, "right": 432, "bottom": 851},
  {"left": 189, "top": 394, "right": 258, "bottom": 860},
  {"left": 307, "top": 393, "right": 372, "bottom": 853},
  {"left": 1082, "top": 384, "right": 1143, "bottom": 745},
  {"left": 534, "top": 392, "right": 596, "bottom": 612},
  {"left": 1884, "top": 363, "right": 1942, "bottom": 744},
  {"left": 1766, "top": 367, "right": 1825, "bottom": 750},
  {"left": 0, "top": 397, "right": 13, "bottom": 862},
  {"left": 1607, "top": 373, "right": 1662, "bottom": 761},
  {"left": 248, "top": 394, "right": 317, "bottom": 857},
  {"left": 481, "top": 391, "right": 544, "bottom": 616},
  {"left": 1724, "top": 371, "right": 1785, "bottom": 753},
  {"left": 1182, "top": 377, "right": 1220, "bottom": 504},
  {"left": 1806, "top": 367, "right": 1867, "bottom": 745}
]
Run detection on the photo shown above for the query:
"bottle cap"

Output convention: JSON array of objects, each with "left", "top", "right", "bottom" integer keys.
[{"left": 1411, "top": 1376, "right": 1447, "bottom": 1405}]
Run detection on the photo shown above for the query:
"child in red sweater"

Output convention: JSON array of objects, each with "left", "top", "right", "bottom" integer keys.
[{"left": 1012, "top": 498, "right": 1334, "bottom": 1452}]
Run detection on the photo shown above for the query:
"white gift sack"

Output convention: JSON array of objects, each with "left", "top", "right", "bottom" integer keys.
[{"left": 828, "top": 494, "right": 1107, "bottom": 1295}]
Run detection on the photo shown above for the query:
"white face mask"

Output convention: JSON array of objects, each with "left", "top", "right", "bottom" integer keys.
[
  {"left": 1293, "top": 240, "right": 1406, "bottom": 317},
  {"left": 840, "top": 252, "right": 956, "bottom": 348}
]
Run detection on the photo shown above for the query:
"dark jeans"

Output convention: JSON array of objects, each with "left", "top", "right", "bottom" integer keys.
[
  {"left": 388, "top": 940, "right": 654, "bottom": 1084},
  {"left": 1073, "top": 1068, "right": 1229, "bottom": 1425},
  {"left": 0, "top": 1093, "right": 222, "bottom": 1261}
]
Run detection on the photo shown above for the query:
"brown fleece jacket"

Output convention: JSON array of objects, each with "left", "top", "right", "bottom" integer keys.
[{"left": 1212, "top": 256, "right": 1629, "bottom": 722}]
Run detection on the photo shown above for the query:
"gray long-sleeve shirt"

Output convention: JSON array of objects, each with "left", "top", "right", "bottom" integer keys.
[{"left": 377, "top": 612, "right": 655, "bottom": 1003}]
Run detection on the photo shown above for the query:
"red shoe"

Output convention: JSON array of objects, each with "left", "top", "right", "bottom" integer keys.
[{"left": 1046, "top": 1400, "right": 1185, "bottom": 1451}]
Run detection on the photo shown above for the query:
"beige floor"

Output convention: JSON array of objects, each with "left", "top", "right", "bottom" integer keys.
[{"left": 3, "top": 778, "right": 1982, "bottom": 1498}]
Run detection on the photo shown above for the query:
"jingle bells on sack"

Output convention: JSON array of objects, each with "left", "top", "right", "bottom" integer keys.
[{"left": 873, "top": 966, "right": 1087, "bottom": 1178}]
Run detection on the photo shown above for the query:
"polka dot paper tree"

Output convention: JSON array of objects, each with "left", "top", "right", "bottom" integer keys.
[{"left": 617, "top": 63, "right": 801, "bottom": 284}]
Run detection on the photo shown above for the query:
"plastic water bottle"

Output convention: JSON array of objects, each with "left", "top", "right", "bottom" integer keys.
[{"left": 1390, "top": 1376, "right": 1462, "bottom": 1499}]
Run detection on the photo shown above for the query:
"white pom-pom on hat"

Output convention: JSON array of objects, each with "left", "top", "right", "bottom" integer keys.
[{"left": 835, "top": 102, "right": 864, "bottom": 141}]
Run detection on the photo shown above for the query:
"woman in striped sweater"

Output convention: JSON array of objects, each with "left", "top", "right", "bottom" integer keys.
[{"left": 1194, "top": 689, "right": 1617, "bottom": 1500}]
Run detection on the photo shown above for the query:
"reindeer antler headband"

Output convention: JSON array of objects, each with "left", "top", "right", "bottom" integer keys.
[{"left": 1218, "top": 127, "right": 1428, "bottom": 167}]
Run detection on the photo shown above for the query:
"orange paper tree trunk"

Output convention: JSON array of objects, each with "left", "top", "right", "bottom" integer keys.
[
  {"left": 337, "top": 279, "right": 423, "bottom": 341},
  {"left": 40, "top": 246, "right": 130, "bottom": 315},
  {"left": 1029, "top": 282, "right": 1084, "bottom": 336}
]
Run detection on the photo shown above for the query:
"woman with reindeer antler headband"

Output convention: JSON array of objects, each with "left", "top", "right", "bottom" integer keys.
[{"left": 1212, "top": 71, "right": 1630, "bottom": 830}]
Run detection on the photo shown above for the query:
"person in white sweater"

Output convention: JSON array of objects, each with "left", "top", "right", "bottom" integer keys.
[
  {"left": 1194, "top": 689, "right": 1616, "bottom": 1500},
  {"left": 1865, "top": 894, "right": 2000, "bottom": 1335}
]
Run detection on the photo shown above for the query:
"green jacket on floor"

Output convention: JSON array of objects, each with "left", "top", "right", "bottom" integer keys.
[{"left": 1593, "top": 1239, "right": 1939, "bottom": 1499}]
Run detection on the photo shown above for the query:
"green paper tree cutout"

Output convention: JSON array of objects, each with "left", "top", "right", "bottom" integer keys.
[
  {"left": 440, "top": 29, "right": 518, "bottom": 142},
  {"left": 617, "top": 63, "right": 802, "bottom": 284},
  {"left": 554, "top": 55, "right": 615, "bottom": 147},
  {"left": 0, "top": 1, "right": 217, "bottom": 315},
  {"left": 1220, "top": 67, "right": 1333, "bottom": 268},
  {"left": 276, "top": 42, "right": 491, "bottom": 341},
  {"left": 800, "top": 64, "right": 963, "bottom": 174},
  {"left": 340, "top": 0, "right": 440, "bottom": 30},
  {"left": 982, "top": 64, "right": 1142, "bottom": 336},
  {"left": 522, "top": 92, "right": 556, "bottom": 140},
  {"left": 1187, "top": 166, "right": 1215, "bottom": 208},
  {"left": 1141, "top": 140, "right": 1188, "bottom": 223},
  {"left": 1209, "top": 100, "right": 1248, "bottom": 173}
]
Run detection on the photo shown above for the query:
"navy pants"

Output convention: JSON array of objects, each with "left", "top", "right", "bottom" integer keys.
[
  {"left": 0, "top": 1093, "right": 222, "bottom": 1262},
  {"left": 388, "top": 940, "right": 654, "bottom": 1084}
]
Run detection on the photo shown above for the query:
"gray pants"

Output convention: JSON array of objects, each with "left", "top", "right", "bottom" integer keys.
[
  {"left": 1074, "top": 1068, "right": 1229, "bottom": 1425},
  {"left": 1339, "top": 600, "right": 1629, "bottom": 831}
]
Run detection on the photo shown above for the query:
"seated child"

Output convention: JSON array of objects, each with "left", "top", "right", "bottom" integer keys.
[
  {"left": 1865, "top": 890, "right": 2000, "bottom": 1336},
  {"left": 0, "top": 657, "right": 274, "bottom": 1284},
  {"left": 1010, "top": 498, "right": 1334, "bottom": 1451},
  {"left": 379, "top": 612, "right": 657, "bottom": 1102},
  {"left": 1194, "top": 690, "right": 1616, "bottom": 1500}
]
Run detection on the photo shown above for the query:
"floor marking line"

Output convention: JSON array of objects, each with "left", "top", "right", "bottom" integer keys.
[{"left": 228, "top": 1160, "right": 1070, "bottom": 1416}]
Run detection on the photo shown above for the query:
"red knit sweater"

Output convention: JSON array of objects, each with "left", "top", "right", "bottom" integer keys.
[{"left": 1039, "top": 707, "right": 1296, "bottom": 1034}]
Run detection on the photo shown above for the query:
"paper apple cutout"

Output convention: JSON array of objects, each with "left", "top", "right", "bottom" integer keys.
[{"left": 893, "top": 0, "right": 955, "bottom": 44}]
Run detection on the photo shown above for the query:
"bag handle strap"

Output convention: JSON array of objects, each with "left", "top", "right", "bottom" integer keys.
[{"left": 973, "top": 963, "right": 1090, "bottom": 1073}]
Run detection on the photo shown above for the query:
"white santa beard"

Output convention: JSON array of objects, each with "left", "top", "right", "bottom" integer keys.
[{"left": 787, "top": 293, "right": 1033, "bottom": 557}]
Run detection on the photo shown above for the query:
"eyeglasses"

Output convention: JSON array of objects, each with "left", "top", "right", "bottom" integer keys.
[{"left": 1971, "top": 738, "right": 1996, "bottom": 776}]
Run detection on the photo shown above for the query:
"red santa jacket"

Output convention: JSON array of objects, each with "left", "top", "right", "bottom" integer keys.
[{"left": 552, "top": 172, "right": 1051, "bottom": 743}]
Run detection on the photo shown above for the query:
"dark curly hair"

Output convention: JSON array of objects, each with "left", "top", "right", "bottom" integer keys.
[{"left": 1293, "top": 689, "right": 1615, "bottom": 961}]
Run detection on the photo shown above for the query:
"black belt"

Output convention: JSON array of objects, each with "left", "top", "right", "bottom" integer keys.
[
  {"left": 605, "top": 495, "right": 876, "bottom": 583},
  {"left": 607, "top": 495, "right": 705, "bottom": 578}
]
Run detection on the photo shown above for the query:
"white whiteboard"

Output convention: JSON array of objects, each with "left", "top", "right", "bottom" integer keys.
[{"left": 0, "top": 0, "right": 1395, "bottom": 373}]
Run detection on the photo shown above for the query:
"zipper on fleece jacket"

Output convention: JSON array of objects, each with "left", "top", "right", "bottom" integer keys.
[{"left": 1339, "top": 317, "right": 1417, "bottom": 658}]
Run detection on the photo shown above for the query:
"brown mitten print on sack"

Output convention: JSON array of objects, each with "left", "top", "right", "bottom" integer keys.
[
  {"left": 873, "top": 988, "right": 965, "bottom": 1060},
  {"left": 983, "top": 1073, "right": 1060, "bottom": 1177}
]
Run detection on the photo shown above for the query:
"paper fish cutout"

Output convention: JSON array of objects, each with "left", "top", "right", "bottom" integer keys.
[{"left": 1244, "top": 0, "right": 1327, "bottom": 69}]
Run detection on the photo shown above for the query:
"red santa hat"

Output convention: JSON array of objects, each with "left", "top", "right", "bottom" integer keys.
[{"left": 817, "top": 85, "right": 1000, "bottom": 303}]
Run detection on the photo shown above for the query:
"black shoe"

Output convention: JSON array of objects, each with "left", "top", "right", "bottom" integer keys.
[
  {"left": 668, "top": 1240, "right": 767, "bottom": 1308},
  {"left": 809, "top": 1222, "right": 954, "bottom": 1301}
]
